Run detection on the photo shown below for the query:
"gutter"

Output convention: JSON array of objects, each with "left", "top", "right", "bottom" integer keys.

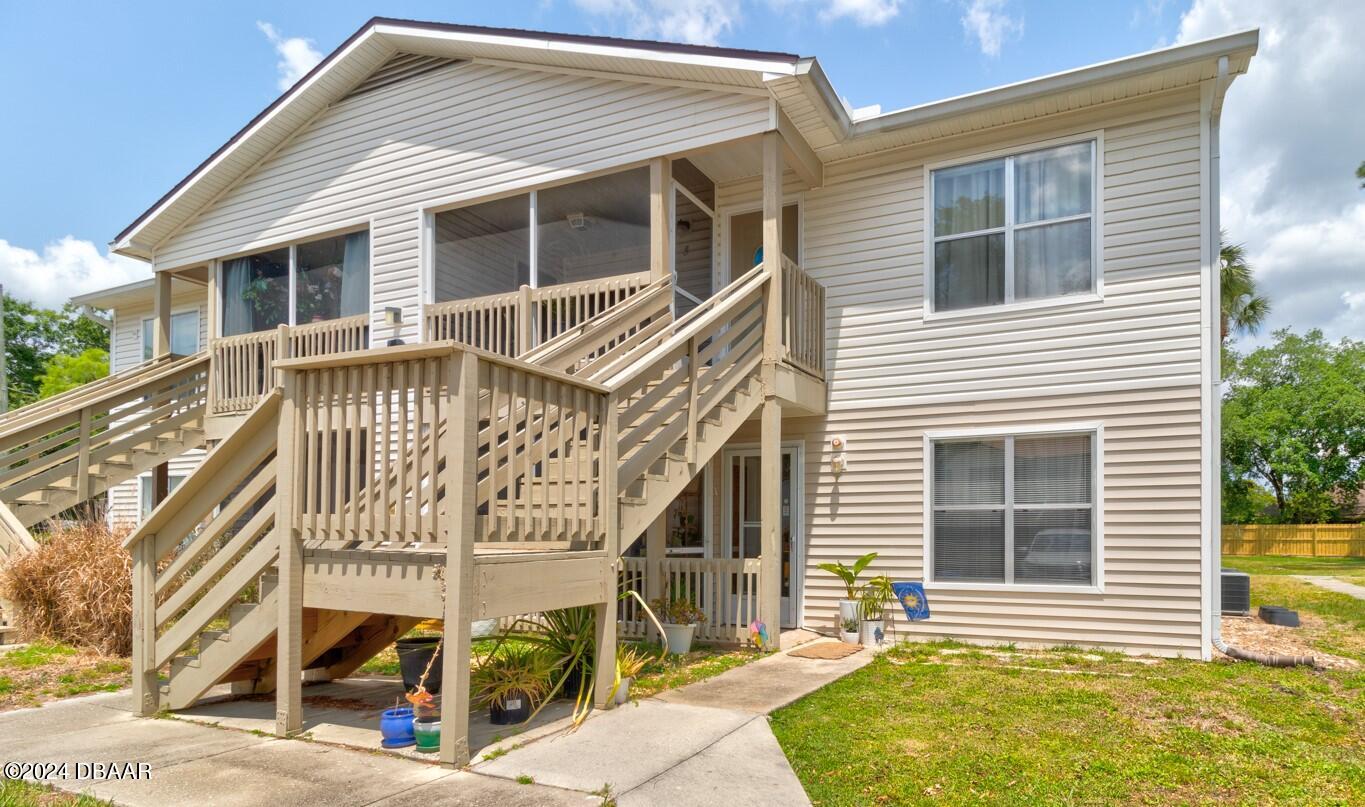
[{"left": 1203, "top": 55, "right": 1310, "bottom": 668}]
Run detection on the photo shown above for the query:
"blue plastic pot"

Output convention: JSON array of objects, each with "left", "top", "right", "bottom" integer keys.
[{"left": 380, "top": 706, "right": 415, "bottom": 748}]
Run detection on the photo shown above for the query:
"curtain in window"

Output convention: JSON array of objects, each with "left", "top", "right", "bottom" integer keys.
[
  {"left": 221, "top": 257, "right": 252, "bottom": 337},
  {"left": 934, "top": 160, "right": 1005, "bottom": 235},
  {"left": 1014, "top": 219, "right": 1091, "bottom": 299},
  {"left": 1014, "top": 143, "right": 1092, "bottom": 224},
  {"left": 341, "top": 231, "right": 370, "bottom": 317}
]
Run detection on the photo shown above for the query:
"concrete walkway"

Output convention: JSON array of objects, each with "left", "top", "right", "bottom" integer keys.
[
  {"left": 0, "top": 691, "right": 593, "bottom": 806},
  {"left": 476, "top": 639, "right": 875, "bottom": 806},
  {"left": 1295, "top": 575, "right": 1365, "bottom": 600},
  {"left": 0, "top": 638, "right": 873, "bottom": 806}
]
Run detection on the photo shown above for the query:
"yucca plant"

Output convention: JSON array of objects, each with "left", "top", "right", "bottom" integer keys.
[{"left": 471, "top": 642, "right": 555, "bottom": 711}]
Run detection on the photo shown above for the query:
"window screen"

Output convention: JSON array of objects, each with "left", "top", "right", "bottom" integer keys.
[{"left": 932, "top": 432, "right": 1094, "bottom": 585}]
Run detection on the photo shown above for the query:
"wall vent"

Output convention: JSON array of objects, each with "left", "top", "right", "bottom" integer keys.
[{"left": 343, "top": 54, "right": 464, "bottom": 101}]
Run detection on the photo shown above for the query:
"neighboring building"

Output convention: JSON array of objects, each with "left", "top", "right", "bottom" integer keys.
[
  {"left": 71, "top": 277, "right": 208, "bottom": 526},
  {"left": 3, "top": 18, "right": 1256, "bottom": 764}
]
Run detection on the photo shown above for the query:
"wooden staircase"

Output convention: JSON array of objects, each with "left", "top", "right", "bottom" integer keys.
[
  {"left": 127, "top": 258, "right": 822, "bottom": 721},
  {"left": 0, "top": 353, "right": 209, "bottom": 528}
]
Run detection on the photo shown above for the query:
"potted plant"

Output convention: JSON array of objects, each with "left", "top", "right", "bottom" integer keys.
[
  {"left": 472, "top": 643, "right": 554, "bottom": 725},
  {"left": 839, "top": 616, "right": 859, "bottom": 644},
  {"left": 395, "top": 635, "right": 443, "bottom": 694},
  {"left": 856, "top": 575, "right": 894, "bottom": 646},
  {"left": 649, "top": 588, "right": 707, "bottom": 655},
  {"left": 817, "top": 552, "right": 878, "bottom": 633},
  {"left": 613, "top": 644, "right": 650, "bottom": 705}
]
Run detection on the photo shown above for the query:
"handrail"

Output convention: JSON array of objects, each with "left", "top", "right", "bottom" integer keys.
[
  {"left": 0, "top": 353, "right": 205, "bottom": 442},
  {"left": 520, "top": 276, "right": 673, "bottom": 375},
  {"left": 780, "top": 256, "right": 825, "bottom": 377},
  {"left": 0, "top": 353, "right": 184, "bottom": 431},
  {"left": 423, "top": 271, "right": 653, "bottom": 356},
  {"left": 210, "top": 315, "right": 370, "bottom": 415}
]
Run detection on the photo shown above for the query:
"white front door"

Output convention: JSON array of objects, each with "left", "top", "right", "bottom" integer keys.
[{"left": 723, "top": 445, "right": 801, "bottom": 628}]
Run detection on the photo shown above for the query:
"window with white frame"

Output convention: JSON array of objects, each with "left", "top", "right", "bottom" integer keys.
[
  {"left": 142, "top": 310, "right": 200, "bottom": 361},
  {"left": 930, "top": 431, "right": 1096, "bottom": 586},
  {"left": 139, "top": 473, "right": 186, "bottom": 520},
  {"left": 930, "top": 140, "right": 1096, "bottom": 312},
  {"left": 219, "top": 229, "right": 370, "bottom": 337}
]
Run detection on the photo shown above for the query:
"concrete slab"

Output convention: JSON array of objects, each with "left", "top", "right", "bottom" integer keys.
[
  {"left": 89, "top": 738, "right": 450, "bottom": 807},
  {"left": 368, "top": 771, "right": 598, "bottom": 806},
  {"left": 177, "top": 676, "right": 575, "bottom": 761},
  {"left": 620, "top": 718, "right": 810, "bottom": 807},
  {"left": 1295, "top": 575, "right": 1365, "bottom": 600},
  {"left": 476, "top": 700, "right": 755, "bottom": 793},
  {"left": 656, "top": 640, "right": 875, "bottom": 713},
  {"left": 0, "top": 695, "right": 132, "bottom": 740},
  {"left": 3, "top": 709, "right": 261, "bottom": 781}
]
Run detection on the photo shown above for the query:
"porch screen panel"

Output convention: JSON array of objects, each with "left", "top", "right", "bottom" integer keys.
[
  {"left": 433, "top": 194, "right": 530, "bottom": 302},
  {"left": 536, "top": 167, "right": 649, "bottom": 287},
  {"left": 932, "top": 439, "right": 1005, "bottom": 582},
  {"left": 295, "top": 231, "right": 370, "bottom": 322}
]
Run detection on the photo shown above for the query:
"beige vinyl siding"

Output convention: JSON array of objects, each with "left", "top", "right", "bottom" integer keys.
[
  {"left": 153, "top": 60, "right": 771, "bottom": 342},
  {"left": 716, "top": 87, "right": 1207, "bottom": 657},
  {"left": 106, "top": 292, "right": 209, "bottom": 527}
]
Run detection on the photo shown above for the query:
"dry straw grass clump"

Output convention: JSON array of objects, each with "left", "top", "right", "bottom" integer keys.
[{"left": 0, "top": 522, "right": 132, "bottom": 656}]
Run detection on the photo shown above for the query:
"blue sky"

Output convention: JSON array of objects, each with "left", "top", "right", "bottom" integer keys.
[{"left": 1, "top": 1, "right": 1361, "bottom": 344}]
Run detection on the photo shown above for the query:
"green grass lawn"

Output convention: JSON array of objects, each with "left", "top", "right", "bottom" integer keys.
[
  {"left": 772, "top": 557, "right": 1365, "bottom": 805},
  {"left": 772, "top": 643, "right": 1365, "bottom": 806},
  {"left": 0, "top": 643, "right": 129, "bottom": 712},
  {"left": 1222, "top": 555, "right": 1365, "bottom": 578},
  {"left": 0, "top": 778, "right": 109, "bottom": 806}
]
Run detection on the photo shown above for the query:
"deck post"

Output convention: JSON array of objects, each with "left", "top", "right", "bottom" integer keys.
[
  {"left": 130, "top": 536, "right": 160, "bottom": 716},
  {"left": 206, "top": 261, "right": 218, "bottom": 414},
  {"left": 649, "top": 157, "right": 673, "bottom": 282},
  {"left": 758, "top": 130, "right": 784, "bottom": 637},
  {"left": 440, "top": 350, "right": 478, "bottom": 766},
  {"left": 274, "top": 368, "right": 303, "bottom": 737},
  {"left": 644, "top": 513, "right": 666, "bottom": 606},
  {"left": 152, "top": 270, "right": 174, "bottom": 507}
]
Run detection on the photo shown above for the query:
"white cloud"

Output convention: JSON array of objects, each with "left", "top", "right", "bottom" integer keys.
[
  {"left": 573, "top": 0, "right": 901, "bottom": 45},
  {"left": 256, "top": 21, "right": 323, "bottom": 92},
  {"left": 0, "top": 238, "right": 151, "bottom": 309},
  {"left": 1176, "top": 0, "right": 1365, "bottom": 345},
  {"left": 573, "top": 0, "right": 742, "bottom": 45},
  {"left": 817, "top": 0, "right": 902, "bottom": 26},
  {"left": 960, "top": 0, "right": 1023, "bottom": 57}
]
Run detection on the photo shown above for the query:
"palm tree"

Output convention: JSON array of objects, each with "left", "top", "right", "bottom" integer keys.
[{"left": 1220, "top": 234, "right": 1269, "bottom": 342}]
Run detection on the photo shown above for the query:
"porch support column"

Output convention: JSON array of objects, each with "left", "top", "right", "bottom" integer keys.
[
  {"left": 152, "top": 270, "right": 173, "bottom": 506},
  {"left": 439, "top": 351, "right": 478, "bottom": 766},
  {"left": 644, "top": 513, "right": 666, "bottom": 641},
  {"left": 592, "top": 587, "right": 619, "bottom": 709},
  {"left": 274, "top": 368, "right": 303, "bottom": 737},
  {"left": 206, "top": 262, "right": 218, "bottom": 415},
  {"left": 649, "top": 157, "right": 673, "bottom": 281},
  {"left": 758, "top": 131, "right": 784, "bottom": 638}
]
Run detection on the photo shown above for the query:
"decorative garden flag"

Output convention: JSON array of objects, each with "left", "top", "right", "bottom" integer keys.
[{"left": 892, "top": 582, "right": 930, "bottom": 621}]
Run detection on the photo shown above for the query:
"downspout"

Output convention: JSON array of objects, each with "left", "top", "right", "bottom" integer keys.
[{"left": 1205, "top": 55, "right": 1311, "bottom": 668}]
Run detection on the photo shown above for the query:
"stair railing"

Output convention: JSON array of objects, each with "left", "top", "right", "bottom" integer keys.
[
  {"left": 0, "top": 353, "right": 209, "bottom": 526},
  {"left": 125, "top": 389, "right": 281, "bottom": 714}
]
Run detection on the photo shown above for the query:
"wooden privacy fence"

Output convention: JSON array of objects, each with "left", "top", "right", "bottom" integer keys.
[
  {"left": 423, "top": 272, "right": 653, "bottom": 357},
  {"left": 1222, "top": 524, "right": 1365, "bottom": 557}
]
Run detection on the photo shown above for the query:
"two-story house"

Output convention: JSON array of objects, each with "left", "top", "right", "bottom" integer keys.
[{"left": 0, "top": 19, "right": 1256, "bottom": 765}]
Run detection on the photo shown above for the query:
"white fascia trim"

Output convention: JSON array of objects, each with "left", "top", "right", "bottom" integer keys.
[
  {"left": 374, "top": 23, "right": 800, "bottom": 76},
  {"left": 111, "top": 28, "right": 390, "bottom": 256},
  {"left": 847, "top": 29, "right": 1258, "bottom": 139}
]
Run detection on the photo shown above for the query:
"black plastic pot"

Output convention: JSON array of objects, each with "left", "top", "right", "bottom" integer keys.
[
  {"left": 396, "top": 637, "right": 443, "bottom": 694},
  {"left": 489, "top": 690, "right": 532, "bottom": 725},
  {"left": 1258, "top": 605, "right": 1301, "bottom": 627}
]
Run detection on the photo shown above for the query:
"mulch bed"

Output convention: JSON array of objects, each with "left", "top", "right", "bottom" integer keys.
[{"left": 1219, "top": 614, "right": 1359, "bottom": 670}]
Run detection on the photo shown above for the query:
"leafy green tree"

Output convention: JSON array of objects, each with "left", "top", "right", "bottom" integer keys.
[
  {"left": 1219, "top": 235, "right": 1269, "bottom": 342},
  {"left": 1222, "top": 329, "right": 1365, "bottom": 523},
  {"left": 2, "top": 295, "right": 108, "bottom": 408},
  {"left": 37, "top": 348, "right": 109, "bottom": 399},
  {"left": 1357, "top": 160, "right": 1364, "bottom": 188}
]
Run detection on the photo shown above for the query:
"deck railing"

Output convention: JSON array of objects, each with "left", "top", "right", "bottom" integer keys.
[
  {"left": 210, "top": 315, "right": 370, "bottom": 415},
  {"left": 423, "top": 272, "right": 653, "bottom": 357},
  {"left": 618, "top": 556, "right": 761, "bottom": 644},
  {"left": 274, "top": 343, "right": 610, "bottom": 553},
  {"left": 780, "top": 256, "right": 825, "bottom": 378}
]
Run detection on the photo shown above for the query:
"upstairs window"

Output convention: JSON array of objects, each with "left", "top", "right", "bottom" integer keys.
[
  {"left": 930, "top": 140, "right": 1096, "bottom": 312},
  {"left": 220, "top": 230, "right": 369, "bottom": 337}
]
